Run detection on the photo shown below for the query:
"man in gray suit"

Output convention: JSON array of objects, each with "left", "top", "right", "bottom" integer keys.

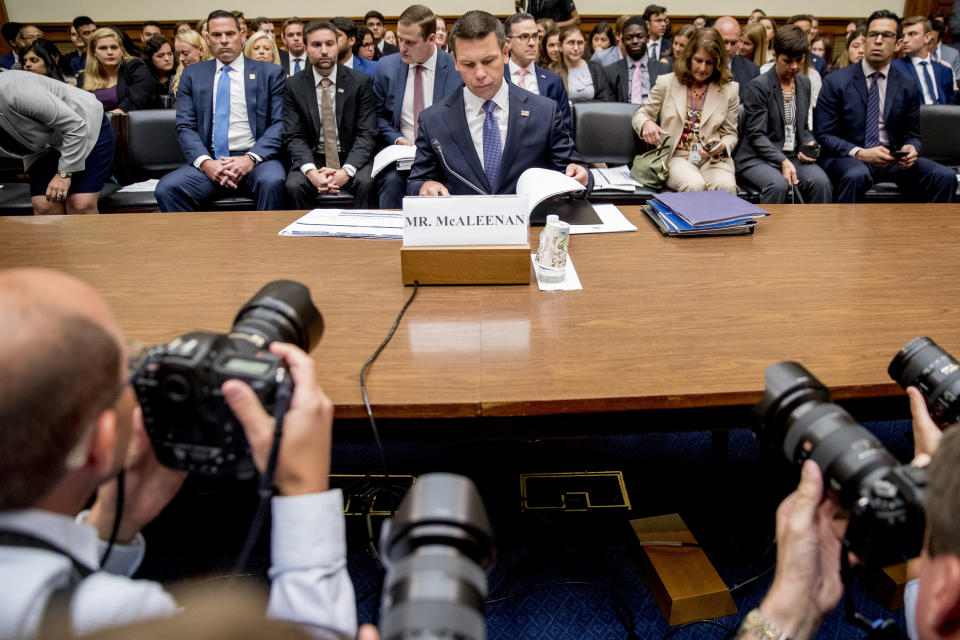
[{"left": 0, "top": 71, "right": 113, "bottom": 214}]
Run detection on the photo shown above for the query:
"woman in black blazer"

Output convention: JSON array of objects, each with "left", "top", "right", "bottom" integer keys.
[
  {"left": 733, "top": 25, "right": 832, "bottom": 203},
  {"left": 78, "top": 27, "right": 159, "bottom": 113},
  {"left": 551, "top": 24, "right": 614, "bottom": 103}
]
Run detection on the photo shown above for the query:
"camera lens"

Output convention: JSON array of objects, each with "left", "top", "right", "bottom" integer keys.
[
  {"left": 230, "top": 280, "right": 324, "bottom": 353},
  {"left": 889, "top": 337, "right": 960, "bottom": 424}
]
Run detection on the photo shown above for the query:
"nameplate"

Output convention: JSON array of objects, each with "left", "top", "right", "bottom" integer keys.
[{"left": 402, "top": 195, "right": 529, "bottom": 246}]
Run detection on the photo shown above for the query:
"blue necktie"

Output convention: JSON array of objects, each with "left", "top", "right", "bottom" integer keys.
[
  {"left": 481, "top": 100, "right": 501, "bottom": 192},
  {"left": 294, "top": 58, "right": 302, "bottom": 74},
  {"left": 865, "top": 71, "right": 881, "bottom": 149},
  {"left": 213, "top": 65, "right": 232, "bottom": 160},
  {"left": 920, "top": 60, "right": 938, "bottom": 104}
]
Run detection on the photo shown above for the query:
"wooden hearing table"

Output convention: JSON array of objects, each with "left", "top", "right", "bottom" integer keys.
[{"left": 2, "top": 204, "right": 959, "bottom": 431}]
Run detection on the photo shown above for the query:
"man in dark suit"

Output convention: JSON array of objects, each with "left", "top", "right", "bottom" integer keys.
[
  {"left": 365, "top": 11, "right": 400, "bottom": 56},
  {"left": 814, "top": 10, "right": 956, "bottom": 203},
  {"left": 331, "top": 17, "right": 379, "bottom": 78},
  {"left": 408, "top": 10, "right": 590, "bottom": 196},
  {"left": 278, "top": 18, "right": 308, "bottom": 77},
  {"left": 372, "top": 4, "right": 463, "bottom": 207},
  {"left": 893, "top": 16, "right": 955, "bottom": 104},
  {"left": 603, "top": 17, "right": 670, "bottom": 104},
  {"left": 283, "top": 21, "right": 378, "bottom": 209},
  {"left": 156, "top": 10, "right": 286, "bottom": 212},
  {"left": 643, "top": 5, "right": 671, "bottom": 64},
  {"left": 0, "top": 22, "right": 22, "bottom": 70},
  {"left": 715, "top": 16, "right": 760, "bottom": 103},
  {"left": 503, "top": 13, "right": 572, "bottom": 135}
]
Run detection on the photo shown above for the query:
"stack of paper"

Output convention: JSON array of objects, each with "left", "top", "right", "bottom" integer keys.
[
  {"left": 590, "top": 166, "right": 643, "bottom": 192},
  {"left": 644, "top": 191, "right": 770, "bottom": 236},
  {"left": 278, "top": 209, "right": 404, "bottom": 239}
]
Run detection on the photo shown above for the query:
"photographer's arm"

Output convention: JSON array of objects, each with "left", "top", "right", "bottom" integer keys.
[{"left": 224, "top": 343, "right": 356, "bottom": 640}]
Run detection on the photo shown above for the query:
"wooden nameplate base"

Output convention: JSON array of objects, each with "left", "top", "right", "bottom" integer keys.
[
  {"left": 400, "top": 244, "right": 531, "bottom": 285},
  {"left": 630, "top": 513, "right": 737, "bottom": 626}
]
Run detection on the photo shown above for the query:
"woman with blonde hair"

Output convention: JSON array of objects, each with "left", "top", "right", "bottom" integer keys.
[
  {"left": 633, "top": 27, "right": 739, "bottom": 194},
  {"left": 740, "top": 21, "right": 767, "bottom": 67},
  {"left": 244, "top": 30, "right": 281, "bottom": 66},
  {"left": 171, "top": 28, "right": 210, "bottom": 97},
  {"left": 79, "top": 27, "right": 157, "bottom": 113}
]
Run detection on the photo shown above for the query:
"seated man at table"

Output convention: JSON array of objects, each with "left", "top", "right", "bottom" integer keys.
[
  {"left": 155, "top": 10, "right": 286, "bottom": 212},
  {"left": 813, "top": 10, "right": 956, "bottom": 203},
  {"left": 407, "top": 10, "right": 590, "bottom": 196}
]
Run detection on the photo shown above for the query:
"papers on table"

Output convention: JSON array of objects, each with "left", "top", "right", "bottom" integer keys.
[
  {"left": 117, "top": 179, "right": 161, "bottom": 192},
  {"left": 568, "top": 204, "right": 637, "bottom": 235},
  {"left": 590, "top": 165, "right": 643, "bottom": 192},
  {"left": 531, "top": 254, "right": 582, "bottom": 291},
  {"left": 516, "top": 167, "right": 586, "bottom": 209},
  {"left": 644, "top": 191, "right": 770, "bottom": 236},
  {"left": 279, "top": 209, "right": 404, "bottom": 239},
  {"left": 371, "top": 145, "right": 417, "bottom": 178}
]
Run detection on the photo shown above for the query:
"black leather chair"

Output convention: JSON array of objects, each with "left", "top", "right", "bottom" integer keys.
[{"left": 734, "top": 104, "right": 762, "bottom": 203}]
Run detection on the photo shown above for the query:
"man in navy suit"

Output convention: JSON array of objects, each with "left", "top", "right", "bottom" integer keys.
[
  {"left": 156, "top": 10, "right": 286, "bottom": 212},
  {"left": 893, "top": 16, "right": 955, "bottom": 104},
  {"left": 408, "top": 10, "right": 589, "bottom": 197},
  {"left": 503, "top": 13, "right": 572, "bottom": 136},
  {"left": 332, "top": 17, "right": 378, "bottom": 78},
  {"left": 372, "top": 4, "right": 463, "bottom": 207},
  {"left": 715, "top": 17, "right": 761, "bottom": 103},
  {"left": 814, "top": 10, "right": 956, "bottom": 203}
]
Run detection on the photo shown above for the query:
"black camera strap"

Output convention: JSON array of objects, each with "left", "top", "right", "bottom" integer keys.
[{"left": 840, "top": 543, "right": 910, "bottom": 640}]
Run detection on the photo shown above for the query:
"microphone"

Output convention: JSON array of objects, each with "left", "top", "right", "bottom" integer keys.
[{"left": 431, "top": 139, "right": 488, "bottom": 195}]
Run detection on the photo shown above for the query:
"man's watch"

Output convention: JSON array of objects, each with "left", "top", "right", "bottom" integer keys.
[
  {"left": 57, "top": 171, "right": 73, "bottom": 179},
  {"left": 245, "top": 153, "right": 260, "bottom": 166}
]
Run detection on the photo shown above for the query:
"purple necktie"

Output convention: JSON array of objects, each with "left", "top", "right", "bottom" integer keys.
[{"left": 481, "top": 100, "right": 501, "bottom": 192}]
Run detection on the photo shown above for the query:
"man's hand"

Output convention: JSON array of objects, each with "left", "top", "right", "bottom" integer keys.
[
  {"left": 898, "top": 144, "right": 918, "bottom": 169},
  {"left": 855, "top": 146, "right": 896, "bottom": 165},
  {"left": 757, "top": 460, "right": 845, "bottom": 640},
  {"left": 220, "top": 155, "right": 255, "bottom": 188},
  {"left": 781, "top": 158, "right": 799, "bottom": 184},
  {"left": 908, "top": 385, "right": 942, "bottom": 465},
  {"left": 86, "top": 407, "right": 188, "bottom": 544},
  {"left": 357, "top": 624, "right": 379, "bottom": 640},
  {"left": 641, "top": 120, "right": 667, "bottom": 146},
  {"left": 565, "top": 163, "right": 589, "bottom": 187},
  {"left": 395, "top": 137, "right": 414, "bottom": 146},
  {"left": 419, "top": 180, "right": 450, "bottom": 196},
  {"left": 305, "top": 168, "right": 329, "bottom": 192},
  {"left": 223, "top": 342, "right": 333, "bottom": 496},
  {"left": 46, "top": 174, "right": 71, "bottom": 203},
  {"left": 317, "top": 167, "right": 350, "bottom": 194},
  {"left": 200, "top": 158, "right": 229, "bottom": 185}
]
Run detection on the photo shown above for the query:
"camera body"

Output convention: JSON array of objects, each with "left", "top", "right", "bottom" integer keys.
[{"left": 132, "top": 280, "right": 323, "bottom": 479}]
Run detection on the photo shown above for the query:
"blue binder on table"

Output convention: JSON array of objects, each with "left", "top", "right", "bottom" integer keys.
[{"left": 644, "top": 191, "right": 770, "bottom": 236}]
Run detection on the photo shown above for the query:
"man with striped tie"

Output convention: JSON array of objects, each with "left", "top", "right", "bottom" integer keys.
[{"left": 813, "top": 10, "right": 956, "bottom": 203}]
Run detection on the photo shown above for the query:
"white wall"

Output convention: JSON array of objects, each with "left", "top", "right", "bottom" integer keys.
[{"left": 6, "top": 0, "right": 904, "bottom": 23}]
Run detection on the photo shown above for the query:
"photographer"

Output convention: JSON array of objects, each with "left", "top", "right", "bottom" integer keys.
[
  {"left": 737, "top": 388, "right": 955, "bottom": 640},
  {"left": 0, "top": 268, "right": 356, "bottom": 639}
]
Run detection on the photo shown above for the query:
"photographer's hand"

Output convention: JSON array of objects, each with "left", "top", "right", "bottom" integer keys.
[
  {"left": 87, "top": 407, "right": 188, "bottom": 544},
  {"left": 223, "top": 342, "right": 333, "bottom": 496},
  {"left": 907, "top": 385, "right": 942, "bottom": 465}
]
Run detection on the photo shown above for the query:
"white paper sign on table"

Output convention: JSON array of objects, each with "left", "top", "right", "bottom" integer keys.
[{"left": 402, "top": 195, "right": 529, "bottom": 246}]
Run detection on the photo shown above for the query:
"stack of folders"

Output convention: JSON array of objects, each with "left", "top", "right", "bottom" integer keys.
[{"left": 643, "top": 191, "right": 770, "bottom": 236}]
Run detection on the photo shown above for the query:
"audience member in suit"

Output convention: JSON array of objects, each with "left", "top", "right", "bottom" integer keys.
[
  {"left": 408, "top": 10, "right": 590, "bottom": 196},
  {"left": 279, "top": 18, "right": 308, "bottom": 77},
  {"left": 366, "top": 11, "right": 400, "bottom": 56},
  {"left": 0, "top": 22, "right": 22, "bottom": 70},
  {"left": 283, "top": 21, "right": 378, "bottom": 209},
  {"left": 155, "top": 11, "right": 287, "bottom": 212},
  {"left": 78, "top": 28, "right": 159, "bottom": 113},
  {"left": 550, "top": 24, "right": 614, "bottom": 103},
  {"left": 893, "top": 16, "right": 955, "bottom": 105},
  {"left": 928, "top": 15, "right": 960, "bottom": 83},
  {"left": 633, "top": 27, "right": 739, "bottom": 194},
  {"left": 69, "top": 17, "right": 98, "bottom": 76},
  {"left": 735, "top": 26, "right": 832, "bottom": 203},
  {"left": 0, "top": 71, "right": 113, "bottom": 214},
  {"left": 714, "top": 17, "right": 760, "bottom": 103},
  {"left": 814, "top": 10, "right": 956, "bottom": 203},
  {"left": 643, "top": 5, "right": 671, "bottom": 64},
  {"left": 504, "top": 13, "right": 573, "bottom": 134},
  {"left": 604, "top": 17, "right": 670, "bottom": 104},
  {"left": 60, "top": 24, "right": 86, "bottom": 78},
  {"left": 786, "top": 15, "right": 827, "bottom": 75},
  {"left": 331, "top": 17, "right": 378, "bottom": 78},
  {"left": 372, "top": 4, "right": 463, "bottom": 208},
  {"left": 2, "top": 24, "right": 41, "bottom": 71}
]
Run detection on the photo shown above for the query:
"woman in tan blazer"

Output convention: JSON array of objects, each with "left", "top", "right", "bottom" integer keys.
[{"left": 632, "top": 28, "right": 739, "bottom": 194}]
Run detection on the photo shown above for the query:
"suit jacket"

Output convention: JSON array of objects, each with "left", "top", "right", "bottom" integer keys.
[
  {"left": 0, "top": 71, "right": 105, "bottom": 172},
  {"left": 935, "top": 44, "right": 960, "bottom": 86},
  {"left": 583, "top": 61, "right": 615, "bottom": 102},
  {"left": 352, "top": 55, "right": 378, "bottom": 78},
  {"left": 735, "top": 68, "right": 815, "bottom": 173},
  {"left": 175, "top": 56, "right": 286, "bottom": 164},
  {"left": 278, "top": 50, "right": 308, "bottom": 77},
  {"left": 632, "top": 72, "right": 739, "bottom": 173},
  {"left": 407, "top": 83, "right": 589, "bottom": 195},
  {"left": 603, "top": 56, "right": 671, "bottom": 103},
  {"left": 647, "top": 38, "right": 671, "bottom": 64},
  {"left": 0, "top": 52, "right": 15, "bottom": 70},
  {"left": 814, "top": 62, "right": 923, "bottom": 161},
  {"left": 891, "top": 57, "right": 956, "bottom": 105},
  {"left": 379, "top": 41, "right": 399, "bottom": 56},
  {"left": 730, "top": 55, "right": 760, "bottom": 103},
  {"left": 503, "top": 63, "right": 573, "bottom": 134},
  {"left": 282, "top": 64, "right": 378, "bottom": 172},
  {"left": 372, "top": 49, "right": 462, "bottom": 146},
  {"left": 78, "top": 57, "right": 159, "bottom": 112},
  {"left": 810, "top": 53, "right": 827, "bottom": 76}
]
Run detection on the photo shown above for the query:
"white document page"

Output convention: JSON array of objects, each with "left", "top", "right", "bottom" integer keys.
[
  {"left": 278, "top": 209, "right": 404, "bottom": 239},
  {"left": 372, "top": 145, "right": 418, "bottom": 178}
]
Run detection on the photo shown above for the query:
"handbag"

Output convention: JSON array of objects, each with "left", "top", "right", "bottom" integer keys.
[{"left": 630, "top": 135, "right": 672, "bottom": 190}]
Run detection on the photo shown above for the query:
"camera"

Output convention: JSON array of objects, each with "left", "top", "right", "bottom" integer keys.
[
  {"left": 889, "top": 336, "right": 960, "bottom": 425},
  {"left": 132, "top": 280, "right": 324, "bottom": 479},
  {"left": 755, "top": 362, "right": 926, "bottom": 568},
  {"left": 378, "top": 473, "right": 494, "bottom": 640}
]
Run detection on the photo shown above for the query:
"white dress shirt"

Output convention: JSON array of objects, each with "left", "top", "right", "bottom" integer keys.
[
  {"left": 342, "top": 54, "right": 354, "bottom": 69},
  {"left": 400, "top": 46, "right": 437, "bottom": 142},
  {"left": 0, "top": 490, "right": 356, "bottom": 640},
  {"left": 911, "top": 55, "right": 939, "bottom": 103},
  {"left": 299, "top": 67, "right": 357, "bottom": 177},
  {"left": 193, "top": 56, "right": 259, "bottom": 168},
  {"left": 508, "top": 59, "right": 540, "bottom": 94},
  {"left": 288, "top": 52, "right": 308, "bottom": 77},
  {"left": 464, "top": 80, "right": 509, "bottom": 171},
  {"left": 849, "top": 59, "right": 892, "bottom": 157},
  {"left": 647, "top": 37, "right": 664, "bottom": 62}
]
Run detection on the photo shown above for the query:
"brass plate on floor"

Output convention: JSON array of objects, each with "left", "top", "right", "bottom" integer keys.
[
  {"left": 330, "top": 474, "right": 416, "bottom": 516},
  {"left": 520, "top": 471, "right": 630, "bottom": 512}
]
